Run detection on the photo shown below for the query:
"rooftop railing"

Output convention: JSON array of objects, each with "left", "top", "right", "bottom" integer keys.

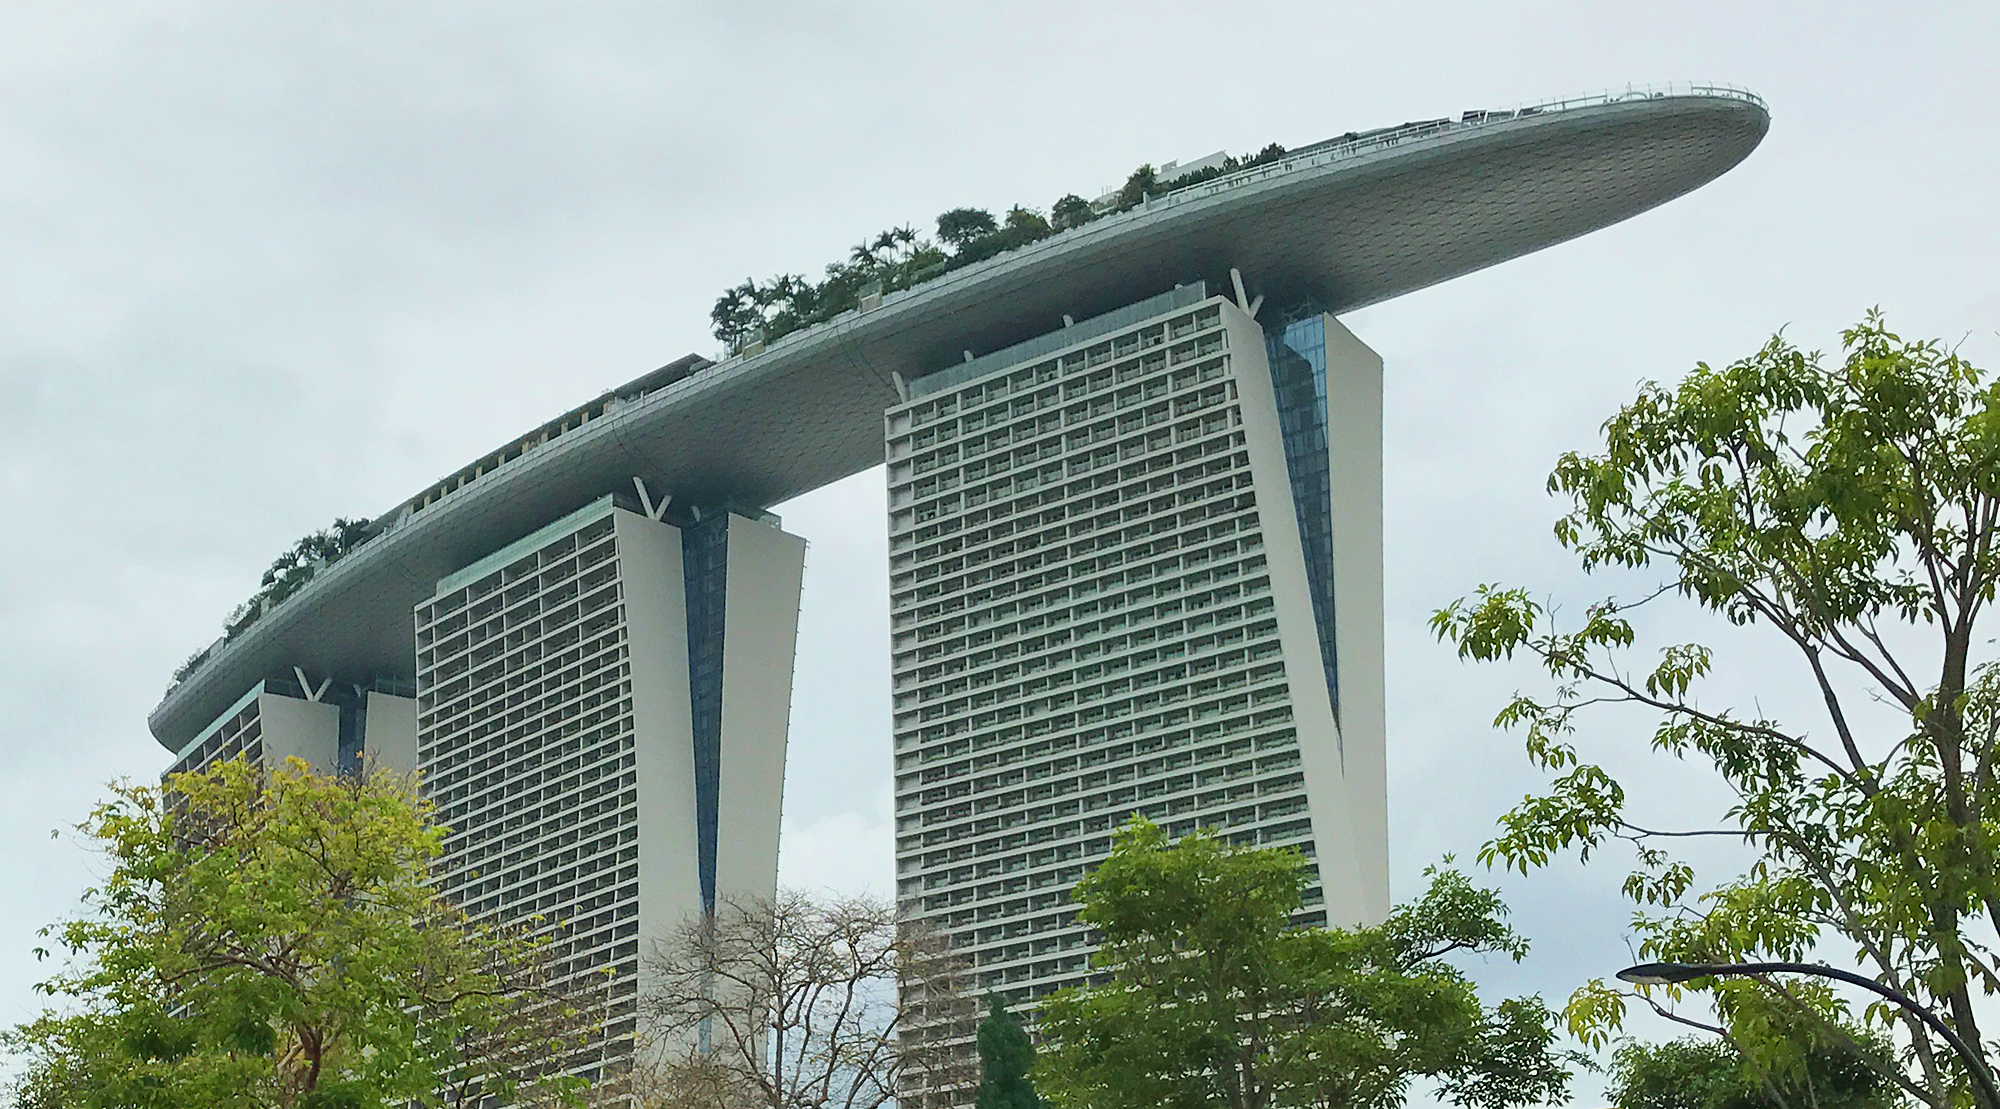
[{"left": 1141, "top": 82, "right": 1766, "bottom": 215}]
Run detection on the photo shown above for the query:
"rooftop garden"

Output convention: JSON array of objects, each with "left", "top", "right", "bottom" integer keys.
[
  {"left": 170, "top": 517, "right": 376, "bottom": 688},
  {"left": 708, "top": 143, "right": 1288, "bottom": 350},
  {"left": 170, "top": 142, "right": 1299, "bottom": 695}
]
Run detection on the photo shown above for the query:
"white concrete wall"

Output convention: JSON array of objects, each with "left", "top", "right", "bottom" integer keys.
[
  {"left": 613, "top": 509, "right": 705, "bottom": 944},
  {"left": 1321, "top": 314, "right": 1389, "bottom": 927},
  {"left": 362, "top": 691, "right": 418, "bottom": 776},
  {"left": 254, "top": 692, "right": 339, "bottom": 774},
  {"left": 715, "top": 513, "right": 806, "bottom": 904},
  {"left": 1222, "top": 300, "right": 1388, "bottom": 929}
]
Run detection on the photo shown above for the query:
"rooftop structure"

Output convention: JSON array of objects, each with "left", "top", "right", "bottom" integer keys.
[{"left": 150, "top": 84, "right": 1768, "bottom": 752}]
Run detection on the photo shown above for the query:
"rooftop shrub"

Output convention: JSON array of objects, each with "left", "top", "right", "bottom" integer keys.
[{"left": 707, "top": 143, "right": 1289, "bottom": 350}]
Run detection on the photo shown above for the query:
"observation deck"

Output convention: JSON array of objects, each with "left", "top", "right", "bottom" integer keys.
[{"left": 150, "top": 84, "right": 1770, "bottom": 752}]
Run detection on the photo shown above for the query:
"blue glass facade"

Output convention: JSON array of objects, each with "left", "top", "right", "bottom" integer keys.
[
  {"left": 682, "top": 515, "right": 729, "bottom": 914},
  {"left": 1265, "top": 311, "right": 1340, "bottom": 723}
]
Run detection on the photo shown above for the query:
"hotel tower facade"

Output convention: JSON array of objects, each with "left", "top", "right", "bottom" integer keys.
[
  {"left": 145, "top": 87, "right": 1771, "bottom": 1100},
  {"left": 886, "top": 288, "right": 1388, "bottom": 998}
]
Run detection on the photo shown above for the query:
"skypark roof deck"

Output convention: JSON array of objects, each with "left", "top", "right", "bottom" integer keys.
[{"left": 150, "top": 83, "right": 1769, "bottom": 751}]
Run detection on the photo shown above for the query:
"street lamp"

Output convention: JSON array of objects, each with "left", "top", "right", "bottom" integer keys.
[{"left": 1617, "top": 961, "right": 2000, "bottom": 1109}]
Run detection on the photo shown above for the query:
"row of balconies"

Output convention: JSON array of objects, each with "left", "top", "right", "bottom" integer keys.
[
  {"left": 891, "top": 306, "right": 1222, "bottom": 435},
  {"left": 424, "top": 663, "right": 630, "bottom": 776},
  {"left": 430, "top": 720, "right": 632, "bottom": 816},
  {"left": 442, "top": 789, "right": 635, "bottom": 874},
  {"left": 422, "top": 667, "right": 629, "bottom": 776},
  {"left": 891, "top": 432, "right": 1248, "bottom": 580},
  {"left": 895, "top": 602, "right": 1276, "bottom": 732},
  {"left": 889, "top": 373, "right": 1236, "bottom": 534},
  {"left": 441, "top": 829, "right": 637, "bottom": 908},
  {"left": 894, "top": 632, "right": 1283, "bottom": 775},
  {"left": 897, "top": 506, "right": 1258, "bottom": 648},
  {"left": 446, "top": 780, "right": 640, "bottom": 892},
  {"left": 899, "top": 589, "right": 1275, "bottom": 741},
  {"left": 895, "top": 355, "right": 1228, "bottom": 494},
  {"left": 903, "top": 770, "right": 1308, "bottom": 872},
  {"left": 443, "top": 781, "right": 635, "bottom": 869},
  {"left": 416, "top": 635, "right": 626, "bottom": 755},
  {"left": 418, "top": 613, "right": 622, "bottom": 725},
  {"left": 893, "top": 536, "right": 1266, "bottom": 689},
  {"left": 895, "top": 557, "right": 1265, "bottom": 682},
  {"left": 897, "top": 465, "right": 1251, "bottom": 600},
  {"left": 899, "top": 694, "right": 1297, "bottom": 814},
  {"left": 419, "top": 522, "right": 617, "bottom": 637},
  {"left": 419, "top": 557, "right": 619, "bottom": 669},
  {"left": 897, "top": 551, "right": 1264, "bottom": 694},
  {"left": 891, "top": 379, "right": 1234, "bottom": 531},
  {"left": 890, "top": 442, "right": 1246, "bottom": 575}
]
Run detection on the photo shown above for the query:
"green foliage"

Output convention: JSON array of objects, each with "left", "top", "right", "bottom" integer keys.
[
  {"left": 975, "top": 995, "right": 1042, "bottom": 1109},
  {"left": 172, "top": 517, "right": 380, "bottom": 686},
  {"left": 1031, "top": 818, "right": 1571, "bottom": 1109},
  {"left": 5, "top": 758, "right": 599, "bottom": 1108},
  {"left": 1608, "top": 1032, "right": 1899, "bottom": 1109},
  {"left": 704, "top": 141, "right": 1290, "bottom": 347},
  {"left": 1049, "top": 194, "right": 1095, "bottom": 231},
  {"left": 1114, "top": 164, "right": 1158, "bottom": 210},
  {"left": 1432, "top": 314, "right": 2000, "bottom": 1109},
  {"left": 936, "top": 207, "right": 1000, "bottom": 248}
]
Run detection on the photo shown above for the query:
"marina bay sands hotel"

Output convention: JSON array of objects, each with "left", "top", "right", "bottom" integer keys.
[{"left": 146, "top": 86, "right": 1767, "bottom": 1090}]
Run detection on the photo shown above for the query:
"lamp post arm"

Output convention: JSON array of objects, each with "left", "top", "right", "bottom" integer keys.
[{"left": 1681, "top": 961, "right": 1999, "bottom": 1109}]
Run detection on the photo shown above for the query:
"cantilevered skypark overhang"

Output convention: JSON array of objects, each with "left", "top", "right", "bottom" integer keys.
[{"left": 149, "top": 84, "right": 1769, "bottom": 752}]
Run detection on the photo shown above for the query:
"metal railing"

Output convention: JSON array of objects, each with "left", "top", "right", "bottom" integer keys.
[{"left": 1144, "top": 82, "right": 1766, "bottom": 213}]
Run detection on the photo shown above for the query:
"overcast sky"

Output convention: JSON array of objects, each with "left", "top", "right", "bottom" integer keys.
[{"left": 2, "top": 1, "right": 1996, "bottom": 1102}]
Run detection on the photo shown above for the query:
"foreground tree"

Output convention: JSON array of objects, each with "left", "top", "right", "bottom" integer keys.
[
  {"left": 1607, "top": 1030, "right": 1899, "bottom": 1109},
  {"left": 974, "top": 995, "right": 1041, "bottom": 1109},
  {"left": 1432, "top": 313, "right": 2000, "bottom": 1107},
  {"left": 1033, "top": 819, "right": 1571, "bottom": 1109},
  {"left": 6, "top": 757, "right": 604, "bottom": 1109},
  {"left": 637, "top": 891, "right": 969, "bottom": 1109}
]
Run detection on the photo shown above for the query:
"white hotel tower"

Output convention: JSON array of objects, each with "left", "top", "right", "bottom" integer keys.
[
  {"left": 887, "top": 286, "right": 1387, "bottom": 1002},
  {"left": 144, "top": 87, "right": 1770, "bottom": 1102}
]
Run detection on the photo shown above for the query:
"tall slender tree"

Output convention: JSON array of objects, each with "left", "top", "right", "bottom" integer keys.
[{"left": 974, "top": 995, "right": 1041, "bottom": 1109}]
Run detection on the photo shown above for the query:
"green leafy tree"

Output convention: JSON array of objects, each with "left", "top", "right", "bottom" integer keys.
[
  {"left": 1607, "top": 1031, "right": 1898, "bottom": 1109},
  {"left": 711, "top": 278, "right": 766, "bottom": 349},
  {"left": 935, "top": 207, "right": 998, "bottom": 250},
  {"left": 1049, "top": 195, "right": 1095, "bottom": 230},
  {"left": 1032, "top": 818, "right": 1571, "bottom": 1109},
  {"left": 975, "top": 995, "right": 1041, "bottom": 1109},
  {"left": 1431, "top": 313, "right": 2000, "bottom": 1108},
  {"left": 1002, "top": 206, "right": 1050, "bottom": 238},
  {"left": 1113, "top": 165, "right": 1157, "bottom": 211},
  {"left": 6, "top": 758, "right": 606, "bottom": 1109}
]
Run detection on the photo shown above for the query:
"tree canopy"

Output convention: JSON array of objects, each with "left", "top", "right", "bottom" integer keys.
[
  {"left": 1607, "top": 1031, "right": 1899, "bottom": 1109},
  {"left": 5, "top": 758, "right": 604, "bottom": 1109},
  {"left": 974, "top": 995, "right": 1041, "bottom": 1109},
  {"left": 1032, "top": 818, "right": 1571, "bottom": 1109},
  {"left": 702, "top": 142, "right": 1290, "bottom": 350},
  {"left": 1432, "top": 313, "right": 2000, "bottom": 1108}
]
